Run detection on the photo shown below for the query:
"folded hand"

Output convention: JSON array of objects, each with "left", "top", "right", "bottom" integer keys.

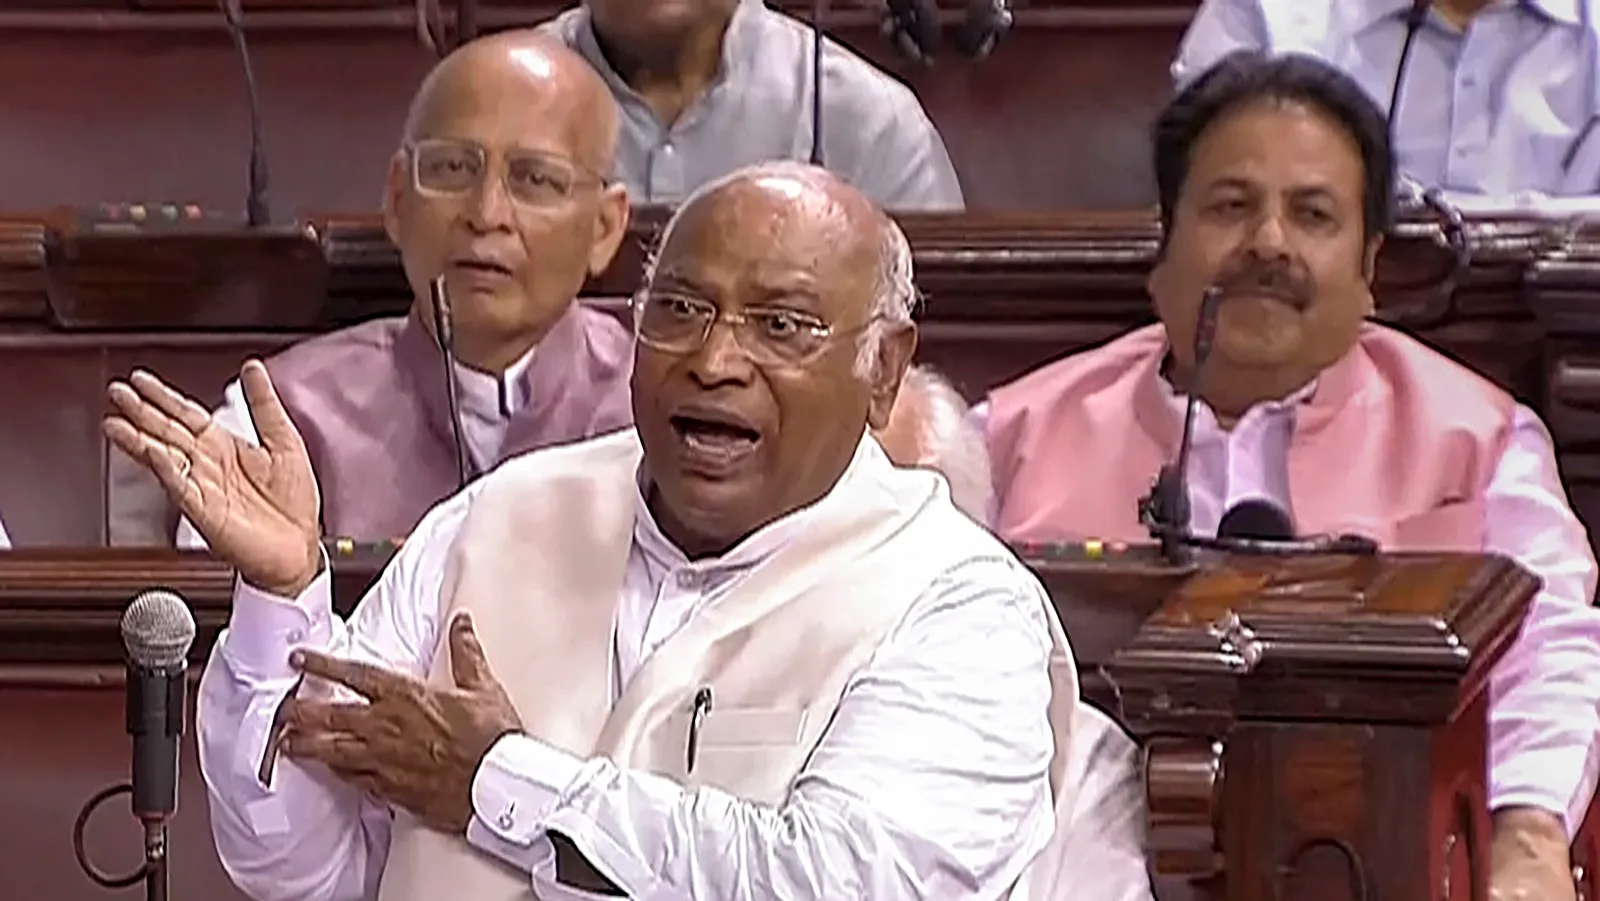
[{"left": 282, "top": 614, "right": 522, "bottom": 834}]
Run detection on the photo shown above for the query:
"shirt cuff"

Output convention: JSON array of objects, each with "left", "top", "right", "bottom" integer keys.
[
  {"left": 469, "top": 733, "right": 588, "bottom": 848},
  {"left": 1490, "top": 743, "right": 1595, "bottom": 839},
  {"left": 218, "top": 552, "right": 334, "bottom": 684},
  {"left": 464, "top": 821, "right": 557, "bottom": 880}
]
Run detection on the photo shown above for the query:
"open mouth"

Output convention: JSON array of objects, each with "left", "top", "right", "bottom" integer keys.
[{"left": 669, "top": 413, "right": 762, "bottom": 473}]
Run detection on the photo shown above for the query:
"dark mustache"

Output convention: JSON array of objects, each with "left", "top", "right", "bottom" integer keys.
[{"left": 1215, "top": 260, "right": 1313, "bottom": 307}]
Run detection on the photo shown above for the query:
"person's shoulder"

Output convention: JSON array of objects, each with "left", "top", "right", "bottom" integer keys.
[
  {"left": 263, "top": 316, "right": 407, "bottom": 383},
  {"left": 750, "top": 6, "right": 928, "bottom": 119},
  {"left": 885, "top": 473, "right": 1043, "bottom": 592},
  {"left": 486, "top": 427, "right": 642, "bottom": 487},
  {"left": 535, "top": 5, "right": 586, "bottom": 44},
  {"left": 570, "top": 303, "right": 634, "bottom": 376},
  {"left": 253, "top": 316, "right": 410, "bottom": 422},
  {"left": 1360, "top": 324, "right": 1514, "bottom": 415},
  {"left": 993, "top": 324, "right": 1165, "bottom": 404},
  {"left": 823, "top": 36, "right": 928, "bottom": 126}
]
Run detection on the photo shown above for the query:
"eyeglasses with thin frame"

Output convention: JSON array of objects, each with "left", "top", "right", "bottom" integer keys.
[
  {"left": 631, "top": 289, "right": 878, "bottom": 368},
  {"left": 407, "top": 138, "right": 603, "bottom": 207}
]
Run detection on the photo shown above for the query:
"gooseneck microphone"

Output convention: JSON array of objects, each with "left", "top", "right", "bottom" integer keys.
[
  {"left": 809, "top": 0, "right": 827, "bottom": 165},
  {"left": 1383, "top": 2, "right": 1470, "bottom": 320},
  {"left": 1386, "top": 1, "right": 1431, "bottom": 127},
  {"left": 430, "top": 275, "right": 471, "bottom": 490},
  {"left": 74, "top": 591, "right": 197, "bottom": 901},
  {"left": 219, "top": 0, "right": 271, "bottom": 226},
  {"left": 1138, "top": 290, "right": 1380, "bottom": 560},
  {"left": 1140, "top": 286, "right": 1222, "bottom": 564}
]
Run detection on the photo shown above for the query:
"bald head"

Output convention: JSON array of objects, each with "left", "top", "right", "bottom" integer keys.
[
  {"left": 651, "top": 162, "right": 918, "bottom": 375},
  {"left": 402, "top": 30, "right": 618, "bottom": 174},
  {"left": 659, "top": 162, "right": 884, "bottom": 270}
]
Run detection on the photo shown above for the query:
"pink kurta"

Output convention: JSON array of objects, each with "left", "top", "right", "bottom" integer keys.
[{"left": 986, "top": 322, "right": 1600, "bottom": 840}]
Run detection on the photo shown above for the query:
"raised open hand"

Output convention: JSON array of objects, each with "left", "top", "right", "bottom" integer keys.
[{"left": 104, "top": 361, "right": 322, "bottom": 596}]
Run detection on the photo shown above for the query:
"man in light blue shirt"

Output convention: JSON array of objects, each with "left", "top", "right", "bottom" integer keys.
[
  {"left": 542, "top": 0, "right": 964, "bottom": 210},
  {"left": 1174, "top": 0, "right": 1600, "bottom": 211}
]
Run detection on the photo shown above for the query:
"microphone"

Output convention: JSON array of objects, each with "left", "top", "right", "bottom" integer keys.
[
  {"left": 430, "top": 275, "right": 471, "bottom": 490},
  {"left": 881, "top": 0, "right": 940, "bottom": 65},
  {"left": 218, "top": 0, "right": 270, "bottom": 226},
  {"left": 1138, "top": 292, "right": 1380, "bottom": 560},
  {"left": 809, "top": 0, "right": 827, "bottom": 165},
  {"left": 1385, "top": 1, "right": 1431, "bottom": 132},
  {"left": 74, "top": 591, "right": 196, "bottom": 900},
  {"left": 122, "top": 591, "right": 195, "bottom": 826},
  {"left": 1139, "top": 285, "right": 1223, "bottom": 564},
  {"left": 1217, "top": 499, "right": 1295, "bottom": 541},
  {"left": 953, "top": 0, "right": 1013, "bottom": 59},
  {"left": 1196, "top": 499, "right": 1380, "bottom": 556}
]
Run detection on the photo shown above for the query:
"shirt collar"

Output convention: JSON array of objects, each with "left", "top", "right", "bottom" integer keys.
[
  {"left": 573, "top": 0, "right": 760, "bottom": 100},
  {"left": 631, "top": 430, "right": 884, "bottom": 571},
  {"left": 1530, "top": 0, "right": 1582, "bottom": 26},
  {"left": 451, "top": 343, "right": 538, "bottom": 421},
  {"left": 1356, "top": 0, "right": 1581, "bottom": 30},
  {"left": 1157, "top": 365, "right": 1319, "bottom": 422}
]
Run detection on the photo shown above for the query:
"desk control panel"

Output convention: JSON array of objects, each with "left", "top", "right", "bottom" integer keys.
[{"left": 78, "top": 202, "right": 240, "bottom": 233}]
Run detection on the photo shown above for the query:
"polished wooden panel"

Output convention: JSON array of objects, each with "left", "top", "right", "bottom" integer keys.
[
  {"left": 0, "top": 2, "right": 1196, "bottom": 212},
  {"left": 1099, "top": 549, "right": 1535, "bottom": 901}
]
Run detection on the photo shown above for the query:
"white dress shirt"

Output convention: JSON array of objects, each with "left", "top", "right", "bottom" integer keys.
[
  {"left": 176, "top": 348, "right": 538, "bottom": 549},
  {"left": 973, "top": 381, "right": 1600, "bottom": 835},
  {"left": 0, "top": 515, "right": 11, "bottom": 548},
  {"left": 196, "top": 437, "right": 1057, "bottom": 901},
  {"left": 540, "top": 0, "right": 965, "bottom": 210}
]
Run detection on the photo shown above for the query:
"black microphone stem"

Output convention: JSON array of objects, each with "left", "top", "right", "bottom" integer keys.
[
  {"left": 1176, "top": 286, "right": 1222, "bottom": 473},
  {"left": 809, "top": 0, "right": 827, "bottom": 165},
  {"left": 220, "top": 0, "right": 270, "bottom": 226},
  {"left": 1386, "top": 3, "right": 1429, "bottom": 125},
  {"left": 430, "top": 276, "right": 471, "bottom": 490}
]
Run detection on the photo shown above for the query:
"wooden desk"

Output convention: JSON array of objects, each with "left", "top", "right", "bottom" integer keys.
[{"left": 0, "top": 543, "right": 1551, "bottom": 900}]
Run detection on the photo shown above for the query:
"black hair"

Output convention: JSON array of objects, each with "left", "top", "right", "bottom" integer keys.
[{"left": 1153, "top": 50, "right": 1395, "bottom": 242}]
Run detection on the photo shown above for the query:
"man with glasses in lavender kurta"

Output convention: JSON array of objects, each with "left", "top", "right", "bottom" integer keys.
[{"left": 113, "top": 31, "right": 639, "bottom": 546}]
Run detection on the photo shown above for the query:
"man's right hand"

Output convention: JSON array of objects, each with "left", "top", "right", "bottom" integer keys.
[{"left": 104, "top": 361, "right": 323, "bottom": 597}]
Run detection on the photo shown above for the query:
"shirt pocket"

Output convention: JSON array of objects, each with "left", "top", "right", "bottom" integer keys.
[{"left": 689, "top": 707, "right": 810, "bottom": 804}]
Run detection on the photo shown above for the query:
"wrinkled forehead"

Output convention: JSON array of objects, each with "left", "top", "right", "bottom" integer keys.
[{"left": 653, "top": 176, "right": 880, "bottom": 310}]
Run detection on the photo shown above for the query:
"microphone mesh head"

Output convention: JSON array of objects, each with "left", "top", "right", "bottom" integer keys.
[
  {"left": 1217, "top": 499, "right": 1295, "bottom": 541},
  {"left": 120, "top": 590, "right": 197, "bottom": 669}
]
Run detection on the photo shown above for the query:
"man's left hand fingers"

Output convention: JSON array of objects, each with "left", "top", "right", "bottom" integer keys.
[
  {"left": 292, "top": 650, "right": 410, "bottom": 701},
  {"left": 286, "top": 700, "right": 377, "bottom": 733},
  {"left": 283, "top": 729, "right": 370, "bottom": 768},
  {"left": 448, "top": 613, "right": 497, "bottom": 690}
]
